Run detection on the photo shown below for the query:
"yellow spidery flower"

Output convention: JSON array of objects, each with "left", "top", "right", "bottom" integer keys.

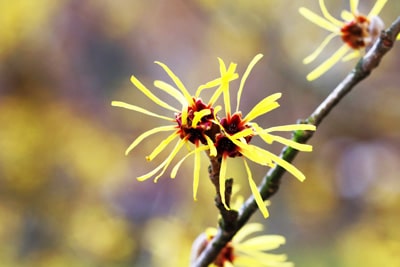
[
  {"left": 215, "top": 54, "right": 316, "bottom": 218},
  {"left": 112, "top": 59, "right": 238, "bottom": 201},
  {"left": 299, "top": 0, "right": 397, "bottom": 81},
  {"left": 192, "top": 223, "right": 294, "bottom": 267}
]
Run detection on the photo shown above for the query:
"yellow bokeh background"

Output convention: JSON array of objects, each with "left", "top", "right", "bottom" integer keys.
[{"left": 0, "top": 0, "right": 399, "bottom": 266}]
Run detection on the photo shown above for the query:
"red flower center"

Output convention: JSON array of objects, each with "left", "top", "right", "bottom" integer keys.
[
  {"left": 341, "top": 15, "right": 370, "bottom": 49},
  {"left": 215, "top": 112, "right": 253, "bottom": 157},
  {"left": 213, "top": 243, "right": 235, "bottom": 266},
  {"left": 175, "top": 98, "right": 215, "bottom": 145}
]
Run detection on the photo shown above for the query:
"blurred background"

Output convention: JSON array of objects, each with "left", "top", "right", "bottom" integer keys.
[{"left": 0, "top": 0, "right": 399, "bottom": 266}]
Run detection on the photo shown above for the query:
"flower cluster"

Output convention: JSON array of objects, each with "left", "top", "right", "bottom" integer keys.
[
  {"left": 112, "top": 59, "right": 237, "bottom": 201},
  {"left": 299, "top": 0, "right": 398, "bottom": 81},
  {"left": 112, "top": 54, "right": 315, "bottom": 218},
  {"left": 191, "top": 223, "right": 293, "bottom": 267},
  {"left": 212, "top": 54, "right": 315, "bottom": 217}
]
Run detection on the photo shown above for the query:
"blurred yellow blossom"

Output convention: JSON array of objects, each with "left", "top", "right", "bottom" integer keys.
[
  {"left": 144, "top": 217, "right": 194, "bottom": 267},
  {"left": 0, "top": 0, "right": 60, "bottom": 56},
  {"left": 299, "top": 0, "right": 395, "bottom": 80},
  {"left": 192, "top": 223, "right": 293, "bottom": 267}
]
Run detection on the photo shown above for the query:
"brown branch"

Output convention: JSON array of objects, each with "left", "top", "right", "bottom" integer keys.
[
  {"left": 192, "top": 16, "right": 400, "bottom": 267},
  {"left": 208, "top": 155, "right": 238, "bottom": 231}
]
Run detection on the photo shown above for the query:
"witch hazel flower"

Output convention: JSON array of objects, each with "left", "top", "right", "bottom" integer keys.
[
  {"left": 299, "top": 0, "right": 398, "bottom": 81},
  {"left": 191, "top": 223, "right": 293, "bottom": 267},
  {"left": 215, "top": 54, "right": 316, "bottom": 218},
  {"left": 112, "top": 59, "right": 238, "bottom": 200}
]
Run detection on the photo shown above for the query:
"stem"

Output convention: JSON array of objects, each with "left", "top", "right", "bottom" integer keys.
[
  {"left": 192, "top": 16, "right": 400, "bottom": 267},
  {"left": 208, "top": 155, "right": 238, "bottom": 231}
]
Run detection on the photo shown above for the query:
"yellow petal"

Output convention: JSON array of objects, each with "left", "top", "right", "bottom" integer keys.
[
  {"left": 265, "top": 150, "right": 306, "bottom": 182},
  {"left": 368, "top": 0, "right": 387, "bottom": 17},
  {"left": 230, "top": 128, "right": 254, "bottom": 140},
  {"left": 181, "top": 103, "right": 189, "bottom": 125},
  {"left": 207, "top": 74, "right": 238, "bottom": 106},
  {"left": 218, "top": 57, "right": 227, "bottom": 74},
  {"left": 342, "top": 50, "right": 360, "bottom": 62},
  {"left": 153, "top": 138, "right": 186, "bottom": 182},
  {"left": 225, "top": 62, "right": 238, "bottom": 78},
  {"left": 111, "top": 101, "right": 173, "bottom": 121},
  {"left": 153, "top": 80, "right": 187, "bottom": 106},
  {"left": 234, "top": 255, "right": 290, "bottom": 266},
  {"left": 264, "top": 134, "right": 313, "bottom": 152},
  {"left": 214, "top": 105, "right": 222, "bottom": 115},
  {"left": 192, "top": 109, "right": 211, "bottom": 127},
  {"left": 237, "top": 235, "right": 286, "bottom": 250},
  {"left": 137, "top": 153, "right": 171, "bottom": 182},
  {"left": 193, "top": 147, "right": 201, "bottom": 201},
  {"left": 219, "top": 62, "right": 239, "bottom": 117},
  {"left": 197, "top": 57, "right": 238, "bottom": 99},
  {"left": 303, "top": 32, "right": 338, "bottom": 64},
  {"left": 222, "top": 82, "right": 231, "bottom": 117},
  {"left": 397, "top": 35, "right": 400, "bottom": 40},
  {"left": 236, "top": 54, "right": 263, "bottom": 112},
  {"left": 341, "top": 10, "right": 354, "bottom": 22},
  {"left": 196, "top": 77, "right": 222, "bottom": 97},
  {"left": 350, "top": 0, "right": 359, "bottom": 14},
  {"left": 125, "top": 125, "right": 177, "bottom": 155},
  {"left": 130, "top": 75, "right": 178, "bottom": 112},
  {"left": 171, "top": 145, "right": 208, "bottom": 178},
  {"left": 237, "top": 254, "right": 291, "bottom": 266},
  {"left": 136, "top": 139, "right": 185, "bottom": 182},
  {"left": 243, "top": 159, "right": 269, "bottom": 218},
  {"left": 207, "top": 81, "right": 224, "bottom": 106},
  {"left": 154, "top": 61, "right": 194, "bottom": 105},
  {"left": 146, "top": 131, "right": 179, "bottom": 161},
  {"left": 264, "top": 124, "right": 316, "bottom": 132},
  {"left": 253, "top": 124, "right": 274, "bottom": 144},
  {"left": 205, "top": 135, "right": 217, "bottom": 157},
  {"left": 219, "top": 156, "right": 229, "bottom": 210},
  {"left": 306, "top": 44, "right": 350, "bottom": 81},
  {"left": 170, "top": 151, "right": 193, "bottom": 179},
  {"left": 221, "top": 62, "right": 238, "bottom": 84},
  {"left": 233, "top": 223, "right": 263, "bottom": 243},
  {"left": 299, "top": 7, "right": 340, "bottom": 33},
  {"left": 231, "top": 139, "right": 274, "bottom": 167},
  {"left": 257, "top": 131, "right": 275, "bottom": 145},
  {"left": 244, "top": 93, "right": 282, "bottom": 122},
  {"left": 319, "top": 0, "right": 345, "bottom": 27}
]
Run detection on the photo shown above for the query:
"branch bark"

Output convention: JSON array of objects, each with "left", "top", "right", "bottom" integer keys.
[{"left": 192, "top": 16, "right": 400, "bottom": 267}]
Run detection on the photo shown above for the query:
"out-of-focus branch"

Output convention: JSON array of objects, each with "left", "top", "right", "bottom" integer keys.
[{"left": 192, "top": 16, "right": 400, "bottom": 267}]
